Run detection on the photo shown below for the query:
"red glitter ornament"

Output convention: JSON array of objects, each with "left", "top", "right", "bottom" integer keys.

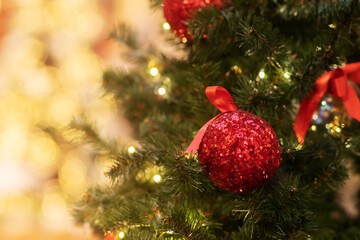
[
  {"left": 186, "top": 87, "right": 282, "bottom": 193},
  {"left": 163, "top": 0, "right": 225, "bottom": 41},
  {"left": 197, "top": 110, "right": 282, "bottom": 193},
  {"left": 105, "top": 233, "right": 114, "bottom": 240},
  {"left": 198, "top": 110, "right": 282, "bottom": 193}
]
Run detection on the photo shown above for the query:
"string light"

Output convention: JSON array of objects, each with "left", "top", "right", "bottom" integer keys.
[
  {"left": 312, "top": 114, "right": 318, "bottom": 121},
  {"left": 158, "top": 87, "right": 166, "bottom": 96},
  {"left": 181, "top": 37, "right": 188, "bottom": 43},
  {"left": 149, "top": 67, "right": 159, "bottom": 77},
  {"left": 163, "top": 22, "right": 170, "bottom": 30},
  {"left": 335, "top": 127, "right": 341, "bottom": 133},
  {"left": 311, "top": 125, "right": 317, "bottom": 131},
  {"left": 295, "top": 144, "right": 303, "bottom": 150},
  {"left": 153, "top": 174, "right": 162, "bottom": 183},
  {"left": 118, "top": 231, "right": 125, "bottom": 239},
  {"left": 231, "top": 65, "right": 242, "bottom": 74},
  {"left": 258, "top": 71, "right": 265, "bottom": 79},
  {"left": 128, "top": 146, "right": 136, "bottom": 154},
  {"left": 321, "top": 100, "right": 327, "bottom": 106},
  {"left": 345, "top": 143, "right": 351, "bottom": 149},
  {"left": 284, "top": 72, "right": 290, "bottom": 79},
  {"left": 163, "top": 77, "right": 171, "bottom": 84}
]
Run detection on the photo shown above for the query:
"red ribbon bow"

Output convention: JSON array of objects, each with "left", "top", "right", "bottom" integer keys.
[
  {"left": 186, "top": 86, "right": 237, "bottom": 154},
  {"left": 293, "top": 62, "right": 360, "bottom": 144}
]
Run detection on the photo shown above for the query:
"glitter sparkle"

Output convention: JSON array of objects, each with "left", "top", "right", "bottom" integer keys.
[{"left": 198, "top": 110, "right": 282, "bottom": 193}]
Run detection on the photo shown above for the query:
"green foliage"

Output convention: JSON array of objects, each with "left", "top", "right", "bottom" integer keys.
[
  {"left": 110, "top": 23, "right": 140, "bottom": 50},
  {"left": 73, "top": 0, "right": 360, "bottom": 239}
]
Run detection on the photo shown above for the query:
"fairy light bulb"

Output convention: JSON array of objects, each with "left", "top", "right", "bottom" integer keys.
[
  {"left": 284, "top": 72, "right": 290, "bottom": 79},
  {"left": 163, "top": 22, "right": 170, "bottom": 30},
  {"left": 128, "top": 146, "right": 135, "bottom": 154},
  {"left": 259, "top": 71, "right": 265, "bottom": 79},
  {"left": 150, "top": 67, "right": 159, "bottom": 76},
  {"left": 118, "top": 231, "right": 125, "bottom": 239},
  {"left": 158, "top": 87, "right": 166, "bottom": 95},
  {"left": 153, "top": 174, "right": 162, "bottom": 183}
]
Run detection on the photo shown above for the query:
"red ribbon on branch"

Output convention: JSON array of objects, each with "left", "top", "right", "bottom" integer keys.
[
  {"left": 293, "top": 62, "right": 360, "bottom": 144},
  {"left": 186, "top": 86, "right": 237, "bottom": 154}
]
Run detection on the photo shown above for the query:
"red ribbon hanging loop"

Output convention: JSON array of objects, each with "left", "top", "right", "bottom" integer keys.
[
  {"left": 186, "top": 86, "right": 237, "bottom": 154},
  {"left": 293, "top": 62, "right": 360, "bottom": 144}
]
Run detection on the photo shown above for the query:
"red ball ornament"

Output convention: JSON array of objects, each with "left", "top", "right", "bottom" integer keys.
[
  {"left": 198, "top": 110, "right": 282, "bottom": 193},
  {"left": 105, "top": 233, "right": 114, "bottom": 240},
  {"left": 163, "top": 0, "right": 225, "bottom": 41}
]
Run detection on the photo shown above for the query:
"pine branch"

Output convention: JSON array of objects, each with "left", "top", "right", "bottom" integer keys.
[
  {"left": 236, "top": 16, "right": 286, "bottom": 63},
  {"left": 110, "top": 23, "right": 140, "bottom": 50},
  {"left": 161, "top": 209, "right": 216, "bottom": 240},
  {"left": 148, "top": 0, "right": 163, "bottom": 9},
  {"left": 70, "top": 117, "right": 119, "bottom": 157}
]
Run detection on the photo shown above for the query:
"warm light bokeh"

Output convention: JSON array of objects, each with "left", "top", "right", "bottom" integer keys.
[
  {"left": 0, "top": 0, "right": 166, "bottom": 239},
  {"left": 0, "top": 0, "right": 164, "bottom": 239}
]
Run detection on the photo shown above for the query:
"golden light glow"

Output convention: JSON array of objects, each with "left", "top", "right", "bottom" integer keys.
[
  {"left": 128, "top": 146, "right": 136, "bottom": 154},
  {"left": 181, "top": 37, "right": 188, "bottom": 43},
  {"left": 284, "top": 72, "right": 290, "bottom": 79},
  {"left": 231, "top": 65, "right": 242, "bottom": 74},
  {"left": 259, "top": 71, "right": 265, "bottom": 79},
  {"left": 48, "top": 93, "right": 77, "bottom": 126},
  {"left": 311, "top": 125, "right": 317, "bottom": 131},
  {"left": 7, "top": 194, "right": 34, "bottom": 217},
  {"left": 58, "top": 153, "right": 87, "bottom": 198},
  {"left": 27, "top": 131, "right": 59, "bottom": 175},
  {"left": 118, "top": 231, "right": 125, "bottom": 239},
  {"left": 335, "top": 127, "right": 341, "bottom": 133},
  {"left": 0, "top": 197, "right": 5, "bottom": 214},
  {"left": 41, "top": 191, "right": 67, "bottom": 220},
  {"left": 13, "top": 7, "right": 44, "bottom": 34},
  {"left": 0, "top": 0, "right": 117, "bottom": 225},
  {"left": 163, "top": 22, "right": 170, "bottom": 30},
  {"left": 153, "top": 174, "right": 162, "bottom": 183},
  {"left": 150, "top": 67, "right": 159, "bottom": 76},
  {"left": 158, "top": 87, "right": 166, "bottom": 95}
]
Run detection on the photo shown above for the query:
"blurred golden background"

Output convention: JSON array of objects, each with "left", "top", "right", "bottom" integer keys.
[{"left": 0, "top": 0, "right": 164, "bottom": 239}]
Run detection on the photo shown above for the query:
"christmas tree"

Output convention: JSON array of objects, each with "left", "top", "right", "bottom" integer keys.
[{"left": 73, "top": 1, "right": 360, "bottom": 239}]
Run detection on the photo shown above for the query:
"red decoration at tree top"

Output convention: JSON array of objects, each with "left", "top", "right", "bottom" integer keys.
[
  {"left": 187, "top": 86, "right": 282, "bottom": 193},
  {"left": 293, "top": 62, "right": 360, "bottom": 144},
  {"left": 163, "top": 0, "right": 225, "bottom": 41}
]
